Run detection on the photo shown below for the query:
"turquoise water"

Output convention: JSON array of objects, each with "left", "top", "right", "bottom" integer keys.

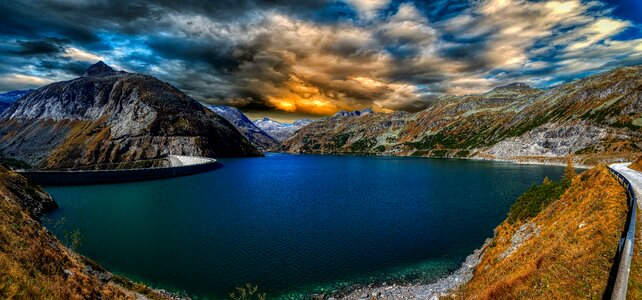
[{"left": 43, "top": 154, "right": 564, "bottom": 299}]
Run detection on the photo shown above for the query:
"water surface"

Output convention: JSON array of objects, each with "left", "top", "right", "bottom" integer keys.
[{"left": 43, "top": 154, "right": 563, "bottom": 299}]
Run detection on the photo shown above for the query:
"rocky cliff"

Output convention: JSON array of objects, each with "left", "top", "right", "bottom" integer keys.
[
  {"left": 0, "top": 61, "right": 260, "bottom": 169},
  {"left": 281, "top": 65, "right": 642, "bottom": 165},
  {"left": 207, "top": 105, "right": 278, "bottom": 150}
]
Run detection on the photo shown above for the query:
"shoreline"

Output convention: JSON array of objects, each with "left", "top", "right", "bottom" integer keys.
[
  {"left": 331, "top": 239, "right": 492, "bottom": 300},
  {"left": 272, "top": 150, "right": 602, "bottom": 169}
]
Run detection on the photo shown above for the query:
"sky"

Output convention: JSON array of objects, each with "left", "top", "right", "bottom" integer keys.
[{"left": 1, "top": 0, "right": 641, "bottom": 121}]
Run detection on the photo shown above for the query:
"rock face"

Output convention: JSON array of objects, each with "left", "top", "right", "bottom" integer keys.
[
  {"left": 0, "top": 62, "right": 260, "bottom": 169},
  {"left": 0, "top": 164, "right": 56, "bottom": 218},
  {"left": 0, "top": 89, "right": 34, "bottom": 112},
  {"left": 254, "top": 117, "right": 314, "bottom": 142},
  {"left": 281, "top": 65, "right": 642, "bottom": 164},
  {"left": 207, "top": 105, "right": 278, "bottom": 150}
]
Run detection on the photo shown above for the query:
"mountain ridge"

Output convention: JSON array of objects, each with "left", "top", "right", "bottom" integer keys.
[
  {"left": 281, "top": 65, "right": 642, "bottom": 165},
  {"left": 207, "top": 105, "right": 278, "bottom": 150},
  {"left": 0, "top": 62, "right": 260, "bottom": 169}
]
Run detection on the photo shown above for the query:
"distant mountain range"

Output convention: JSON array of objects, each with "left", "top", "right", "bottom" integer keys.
[
  {"left": 0, "top": 89, "right": 34, "bottom": 112},
  {"left": 0, "top": 61, "right": 260, "bottom": 169},
  {"left": 281, "top": 65, "right": 642, "bottom": 165},
  {"left": 206, "top": 105, "right": 278, "bottom": 150},
  {"left": 254, "top": 117, "right": 314, "bottom": 142},
  {"left": 3, "top": 62, "right": 640, "bottom": 168}
]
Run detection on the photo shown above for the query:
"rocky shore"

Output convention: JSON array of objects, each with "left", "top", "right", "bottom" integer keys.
[{"left": 331, "top": 239, "right": 491, "bottom": 300}]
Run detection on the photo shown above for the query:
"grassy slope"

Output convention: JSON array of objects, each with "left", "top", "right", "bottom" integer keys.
[
  {"left": 456, "top": 165, "right": 627, "bottom": 299},
  {"left": 0, "top": 165, "right": 173, "bottom": 299},
  {"left": 629, "top": 155, "right": 642, "bottom": 172}
]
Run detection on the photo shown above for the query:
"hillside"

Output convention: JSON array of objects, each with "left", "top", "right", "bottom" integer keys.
[
  {"left": 630, "top": 155, "right": 642, "bottom": 172},
  {"left": 456, "top": 165, "right": 627, "bottom": 299},
  {"left": 207, "top": 105, "right": 278, "bottom": 150},
  {"left": 0, "top": 165, "right": 178, "bottom": 299},
  {"left": 281, "top": 65, "right": 642, "bottom": 165},
  {"left": 0, "top": 62, "right": 260, "bottom": 169}
]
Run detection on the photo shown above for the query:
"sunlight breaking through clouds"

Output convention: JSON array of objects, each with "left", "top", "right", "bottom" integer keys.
[{"left": 0, "top": 0, "right": 641, "bottom": 115}]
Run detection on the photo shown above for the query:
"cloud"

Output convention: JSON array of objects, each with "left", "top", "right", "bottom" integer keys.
[
  {"left": 0, "top": 0, "right": 641, "bottom": 115},
  {"left": 62, "top": 47, "right": 104, "bottom": 62},
  {"left": 0, "top": 73, "right": 53, "bottom": 91}
]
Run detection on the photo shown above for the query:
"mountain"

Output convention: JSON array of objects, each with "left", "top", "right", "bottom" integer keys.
[
  {"left": 206, "top": 105, "right": 278, "bottom": 150},
  {"left": 333, "top": 108, "right": 373, "bottom": 117},
  {"left": 0, "top": 89, "right": 34, "bottom": 112},
  {"left": 0, "top": 61, "right": 260, "bottom": 169},
  {"left": 254, "top": 118, "right": 314, "bottom": 142},
  {"left": 281, "top": 65, "right": 642, "bottom": 165}
]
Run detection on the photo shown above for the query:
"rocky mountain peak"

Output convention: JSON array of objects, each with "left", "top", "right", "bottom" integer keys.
[
  {"left": 334, "top": 108, "right": 373, "bottom": 117},
  {"left": 84, "top": 61, "right": 117, "bottom": 77},
  {"left": 491, "top": 82, "right": 533, "bottom": 93}
]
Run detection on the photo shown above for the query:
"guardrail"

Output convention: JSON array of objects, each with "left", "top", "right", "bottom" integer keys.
[{"left": 607, "top": 166, "right": 637, "bottom": 300}]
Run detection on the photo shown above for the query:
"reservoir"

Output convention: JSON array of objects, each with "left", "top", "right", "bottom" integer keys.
[{"left": 43, "top": 153, "right": 564, "bottom": 299}]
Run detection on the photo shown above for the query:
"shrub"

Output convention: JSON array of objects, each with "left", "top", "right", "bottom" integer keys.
[
  {"left": 229, "top": 284, "right": 266, "bottom": 300},
  {"left": 507, "top": 177, "right": 569, "bottom": 224}
]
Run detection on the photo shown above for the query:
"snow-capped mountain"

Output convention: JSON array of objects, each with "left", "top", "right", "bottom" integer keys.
[
  {"left": 206, "top": 105, "right": 278, "bottom": 150},
  {"left": 253, "top": 118, "right": 314, "bottom": 142}
]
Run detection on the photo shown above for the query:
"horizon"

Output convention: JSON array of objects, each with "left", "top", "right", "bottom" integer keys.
[{"left": 0, "top": 0, "right": 641, "bottom": 121}]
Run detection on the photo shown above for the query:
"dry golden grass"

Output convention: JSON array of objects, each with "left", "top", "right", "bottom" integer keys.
[
  {"left": 43, "top": 118, "right": 111, "bottom": 169},
  {"left": 0, "top": 166, "right": 173, "bottom": 299},
  {"left": 455, "top": 165, "right": 627, "bottom": 299},
  {"left": 629, "top": 155, "right": 642, "bottom": 172}
]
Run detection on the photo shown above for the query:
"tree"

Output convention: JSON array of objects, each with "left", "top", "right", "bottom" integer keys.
[
  {"left": 542, "top": 177, "right": 553, "bottom": 185},
  {"left": 563, "top": 155, "right": 576, "bottom": 183}
]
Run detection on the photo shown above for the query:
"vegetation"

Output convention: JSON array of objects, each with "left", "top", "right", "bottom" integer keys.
[
  {"left": 458, "top": 165, "right": 627, "bottom": 299},
  {"left": 350, "top": 137, "right": 376, "bottom": 152},
  {"left": 229, "top": 284, "right": 266, "bottom": 300},
  {"left": 506, "top": 156, "right": 575, "bottom": 223},
  {"left": 63, "top": 228, "right": 84, "bottom": 251}
]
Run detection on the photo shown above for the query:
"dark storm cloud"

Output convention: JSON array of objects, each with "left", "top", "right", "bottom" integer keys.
[
  {"left": 14, "top": 38, "right": 68, "bottom": 55},
  {"left": 0, "top": 0, "right": 640, "bottom": 115}
]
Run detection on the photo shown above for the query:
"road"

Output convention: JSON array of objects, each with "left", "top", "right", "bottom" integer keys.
[{"left": 611, "top": 163, "right": 642, "bottom": 210}]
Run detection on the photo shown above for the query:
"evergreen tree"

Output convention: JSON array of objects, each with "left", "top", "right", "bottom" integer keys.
[{"left": 563, "top": 155, "right": 576, "bottom": 183}]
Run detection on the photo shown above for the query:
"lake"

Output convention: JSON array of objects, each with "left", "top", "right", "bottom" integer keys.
[{"left": 43, "top": 153, "right": 564, "bottom": 299}]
